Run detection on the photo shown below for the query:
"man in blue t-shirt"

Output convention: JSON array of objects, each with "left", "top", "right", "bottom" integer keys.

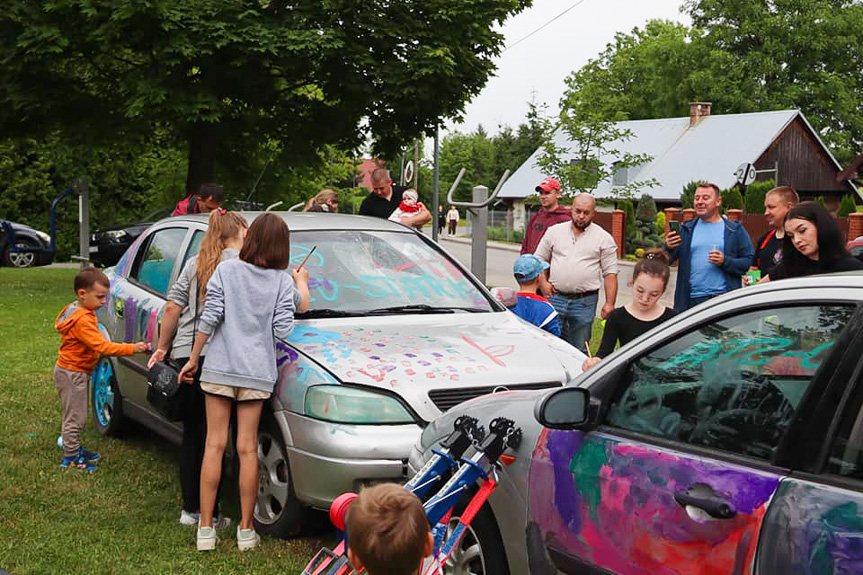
[
  {"left": 511, "top": 254, "right": 561, "bottom": 336},
  {"left": 664, "top": 183, "right": 754, "bottom": 311}
]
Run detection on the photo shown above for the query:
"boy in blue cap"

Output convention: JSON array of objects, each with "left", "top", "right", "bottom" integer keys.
[{"left": 511, "top": 254, "right": 561, "bottom": 336}]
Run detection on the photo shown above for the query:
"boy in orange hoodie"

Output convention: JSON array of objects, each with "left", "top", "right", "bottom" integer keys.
[{"left": 55, "top": 268, "right": 148, "bottom": 472}]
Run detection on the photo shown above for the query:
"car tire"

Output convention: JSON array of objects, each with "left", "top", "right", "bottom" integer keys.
[
  {"left": 91, "top": 357, "right": 126, "bottom": 436},
  {"left": 444, "top": 499, "right": 509, "bottom": 575},
  {"left": 254, "top": 411, "right": 306, "bottom": 538},
  {"left": 2, "top": 238, "right": 38, "bottom": 268}
]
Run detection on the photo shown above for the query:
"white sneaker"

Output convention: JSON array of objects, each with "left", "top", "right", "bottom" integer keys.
[
  {"left": 213, "top": 515, "right": 233, "bottom": 530},
  {"left": 180, "top": 510, "right": 200, "bottom": 526},
  {"left": 236, "top": 527, "right": 261, "bottom": 551},
  {"left": 196, "top": 526, "right": 218, "bottom": 552}
]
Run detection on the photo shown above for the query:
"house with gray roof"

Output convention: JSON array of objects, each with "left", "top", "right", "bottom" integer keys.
[{"left": 500, "top": 104, "right": 857, "bottom": 231}]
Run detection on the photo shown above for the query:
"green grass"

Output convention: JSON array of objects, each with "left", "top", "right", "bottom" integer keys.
[{"left": 0, "top": 268, "right": 321, "bottom": 574}]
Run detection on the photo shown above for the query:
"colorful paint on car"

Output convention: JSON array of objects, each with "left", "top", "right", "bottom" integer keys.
[
  {"left": 529, "top": 429, "right": 782, "bottom": 574},
  {"left": 756, "top": 478, "right": 863, "bottom": 575}
]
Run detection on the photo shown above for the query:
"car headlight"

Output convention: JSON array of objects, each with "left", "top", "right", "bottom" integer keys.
[
  {"left": 305, "top": 385, "right": 415, "bottom": 424},
  {"left": 35, "top": 231, "right": 51, "bottom": 243},
  {"left": 104, "top": 230, "right": 129, "bottom": 241}
]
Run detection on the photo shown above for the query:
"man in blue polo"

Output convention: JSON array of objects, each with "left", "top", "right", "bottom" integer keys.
[{"left": 664, "top": 183, "right": 754, "bottom": 311}]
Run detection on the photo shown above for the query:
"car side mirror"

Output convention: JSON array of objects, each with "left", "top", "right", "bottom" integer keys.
[
  {"left": 534, "top": 387, "right": 590, "bottom": 429},
  {"left": 490, "top": 286, "right": 518, "bottom": 308}
]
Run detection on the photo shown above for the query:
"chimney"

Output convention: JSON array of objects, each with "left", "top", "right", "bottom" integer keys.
[{"left": 689, "top": 102, "right": 712, "bottom": 127}]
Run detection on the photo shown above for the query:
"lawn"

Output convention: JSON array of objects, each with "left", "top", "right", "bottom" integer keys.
[{"left": 0, "top": 268, "right": 319, "bottom": 574}]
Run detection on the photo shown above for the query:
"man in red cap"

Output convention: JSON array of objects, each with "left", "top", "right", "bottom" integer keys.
[{"left": 520, "top": 177, "right": 571, "bottom": 255}]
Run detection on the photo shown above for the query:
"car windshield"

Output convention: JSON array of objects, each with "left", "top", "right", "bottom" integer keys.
[{"left": 290, "top": 230, "right": 494, "bottom": 314}]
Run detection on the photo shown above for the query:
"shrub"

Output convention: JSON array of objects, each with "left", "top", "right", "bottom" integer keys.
[
  {"left": 655, "top": 212, "right": 666, "bottom": 235},
  {"left": 743, "top": 179, "right": 775, "bottom": 214},
  {"left": 722, "top": 186, "right": 743, "bottom": 211},
  {"left": 838, "top": 194, "right": 857, "bottom": 217},
  {"left": 618, "top": 199, "right": 636, "bottom": 253},
  {"left": 634, "top": 194, "right": 661, "bottom": 249}
]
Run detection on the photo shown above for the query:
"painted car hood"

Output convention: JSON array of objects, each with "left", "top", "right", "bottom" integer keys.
[{"left": 284, "top": 310, "right": 585, "bottom": 422}]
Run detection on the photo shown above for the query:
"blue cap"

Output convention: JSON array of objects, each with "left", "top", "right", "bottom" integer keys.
[{"left": 513, "top": 254, "right": 549, "bottom": 282}]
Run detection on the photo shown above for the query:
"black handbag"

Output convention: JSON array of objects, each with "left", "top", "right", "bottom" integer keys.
[{"left": 146, "top": 358, "right": 187, "bottom": 421}]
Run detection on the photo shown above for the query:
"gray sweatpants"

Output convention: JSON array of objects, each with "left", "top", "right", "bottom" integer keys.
[{"left": 54, "top": 365, "right": 89, "bottom": 458}]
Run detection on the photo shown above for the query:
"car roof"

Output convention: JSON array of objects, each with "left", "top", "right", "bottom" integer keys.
[{"left": 169, "top": 212, "right": 413, "bottom": 233}]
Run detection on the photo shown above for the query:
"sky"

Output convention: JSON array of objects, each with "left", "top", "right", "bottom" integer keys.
[{"left": 445, "top": 0, "right": 689, "bottom": 137}]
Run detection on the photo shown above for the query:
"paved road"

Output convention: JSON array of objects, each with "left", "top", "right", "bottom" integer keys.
[{"left": 437, "top": 233, "right": 677, "bottom": 314}]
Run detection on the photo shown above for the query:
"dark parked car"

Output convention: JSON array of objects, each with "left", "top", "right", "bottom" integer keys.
[
  {"left": 0, "top": 220, "right": 54, "bottom": 268},
  {"left": 89, "top": 207, "right": 173, "bottom": 267}
]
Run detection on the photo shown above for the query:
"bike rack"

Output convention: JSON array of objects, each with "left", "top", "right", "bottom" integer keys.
[{"left": 444, "top": 169, "right": 511, "bottom": 284}]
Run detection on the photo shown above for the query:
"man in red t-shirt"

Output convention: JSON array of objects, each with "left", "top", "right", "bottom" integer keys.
[
  {"left": 172, "top": 183, "right": 224, "bottom": 216},
  {"left": 520, "top": 177, "right": 571, "bottom": 254}
]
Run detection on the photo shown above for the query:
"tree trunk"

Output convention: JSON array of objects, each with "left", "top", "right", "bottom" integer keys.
[{"left": 185, "top": 122, "right": 217, "bottom": 196}]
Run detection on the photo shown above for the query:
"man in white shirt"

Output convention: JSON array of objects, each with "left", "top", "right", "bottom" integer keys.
[{"left": 535, "top": 193, "right": 619, "bottom": 353}]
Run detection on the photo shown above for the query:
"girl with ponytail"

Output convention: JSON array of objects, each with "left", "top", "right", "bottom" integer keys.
[{"left": 148, "top": 209, "right": 248, "bottom": 529}]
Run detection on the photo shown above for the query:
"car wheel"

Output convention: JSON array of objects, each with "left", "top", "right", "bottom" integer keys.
[
  {"left": 3, "top": 239, "right": 38, "bottom": 268},
  {"left": 91, "top": 357, "right": 126, "bottom": 436},
  {"left": 444, "top": 501, "right": 509, "bottom": 575},
  {"left": 254, "top": 412, "right": 306, "bottom": 538}
]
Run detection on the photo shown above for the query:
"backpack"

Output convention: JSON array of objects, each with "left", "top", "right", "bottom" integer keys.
[{"left": 172, "top": 194, "right": 199, "bottom": 216}]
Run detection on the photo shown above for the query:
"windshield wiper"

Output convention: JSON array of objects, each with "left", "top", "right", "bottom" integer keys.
[
  {"left": 298, "top": 309, "right": 364, "bottom": 319},
  {"left": 366, "top": 305, "right": 487, "bottom": 315}
]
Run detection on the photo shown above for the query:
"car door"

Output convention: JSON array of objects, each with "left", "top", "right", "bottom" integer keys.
[
  {"left": 114, "top": 225, "right": 192, "bottom": 406},
  {"left": 528, "top": 301, "right": 858, "bottom": 574},
  {"left": 756, "top": 323, "right": 863, "bottom": 575}
]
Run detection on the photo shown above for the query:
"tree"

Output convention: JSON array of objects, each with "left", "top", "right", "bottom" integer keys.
[
  {"left": 684, "top": 0, "right": 863, "bottom": 160},
  {"left": 0, "top": 0, "right": 530, "bottom": 196},
  {"left": 534, "top": 106, "right": 656, "bottom": 197}
]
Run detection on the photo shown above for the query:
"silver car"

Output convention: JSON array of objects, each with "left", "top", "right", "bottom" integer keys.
[
  {"left": 410, "top": 273, "right": 863, "bottom": 574},
  {"left": 91, "top": 212, "right": 585, "bottom": 537}
]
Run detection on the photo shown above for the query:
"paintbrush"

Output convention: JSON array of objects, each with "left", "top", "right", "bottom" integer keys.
[{"left": 297, "top": 246, "right": 316, "bottom": 271}]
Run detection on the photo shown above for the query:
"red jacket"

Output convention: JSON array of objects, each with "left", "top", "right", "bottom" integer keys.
[
  {"left": 520, "top": 206, "right": 572, "bottom": 254},
  {"left": 172, "top": 194, "right": 200, "bottom": 216}
]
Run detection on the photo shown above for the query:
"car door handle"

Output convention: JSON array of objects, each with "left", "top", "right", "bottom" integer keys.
[{"left": 674, "top": 487, "right": 736, "bottom": 519}]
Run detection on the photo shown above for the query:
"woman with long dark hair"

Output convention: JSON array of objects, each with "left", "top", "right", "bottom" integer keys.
[{"left": 763, "top": 201, "right": 863, "bottom": 281}]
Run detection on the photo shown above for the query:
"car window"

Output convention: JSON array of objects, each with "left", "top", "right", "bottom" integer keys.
[
  {"left": 606, "top": 305, "right": 855, "bottom": 461},
  {"left": 826, "top": 379, "right": 863, "bottom": 479},
  {"left": 290, "top": 230, "right": 493, "bottom": 312},
  {"left": 182, "top": 230, "right": 204, "bottom": 266},
  {"left": 130, "top": 227, "right": 188, "bottom": 295}
]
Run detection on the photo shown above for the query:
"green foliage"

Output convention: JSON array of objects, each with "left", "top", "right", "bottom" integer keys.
[
  {"left": 559, "top": 3, "right": 863, "bottom": 164},
  {"left": 723, "top": 186, "right": 744, "bottom": 211},
  {"left": 632, "top": 193, "right": 662, "bottom": 249},
  {"left": 0, "top": 135, "right": 184, "bottom": 260},
  {"left": 618, "top": 199, "right": 637, "bottom": 253},
  {"left": 440, "top": 100, "right": 545, "bottom": 203},
  {"left": 0, "top": 0, "right": 531, "bottom": 196},
  {"left": 839, "top": 194, "right": 858, "bottom": 217},
  {"left": 681, "top": 181, "right": 699, "bottom": 209},
  {"left": 743, "top": 179, "right": 775, "bottom": 214},
  {"left": 534, "top": 103, "right": 657, "bottom": 197},
  {"left": 656, "top": 211, "right": 666, "bottom": 236},
  {"left": 487, "top": 225, "right": 523, "bottom": 244},
  {"left": 685, "top": 0, "right": 863, "bottom": 161}
]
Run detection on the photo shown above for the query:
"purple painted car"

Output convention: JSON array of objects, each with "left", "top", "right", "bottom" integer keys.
[
  {"left": 90, "top": 212, "right": 585, "bottom": 539},
  {"left": 411, "top": 272, "right": 863, "bottom": 574}
]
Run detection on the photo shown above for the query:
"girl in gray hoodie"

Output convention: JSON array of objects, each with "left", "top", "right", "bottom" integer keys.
[{"left": 179, "top": 213, "right": 305, "bottom": 552}]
